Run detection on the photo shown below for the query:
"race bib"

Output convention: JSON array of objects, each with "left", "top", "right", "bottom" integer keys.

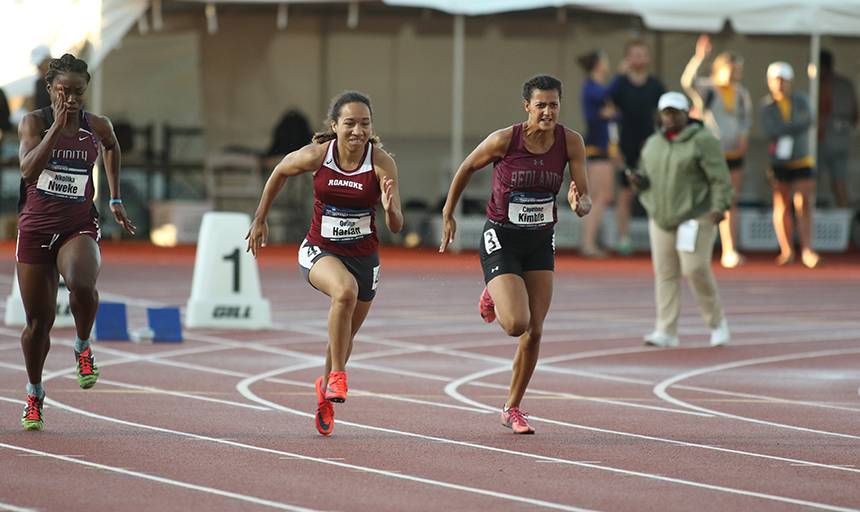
[
  {"left": 36, "top": 161, "right": 90, "bottom": 202},
  {"left": 508, "top": 192, "right": 554, "bottom": 228},
  {"left": 320, "top": 205, "right": 373, "bottom": 242}
]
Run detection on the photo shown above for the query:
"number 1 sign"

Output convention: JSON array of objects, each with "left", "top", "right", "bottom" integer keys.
[{"left": 185, "top": 212, "right": 271, "bottom": 329}]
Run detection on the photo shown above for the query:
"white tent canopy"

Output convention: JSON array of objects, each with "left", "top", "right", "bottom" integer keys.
[
  {"left": 385, "top": 0, "right": 860, "bottom": 36},
  {"left": 5, "top": 0, "right": 860, "bottom": 97},
  {"left": 1, "top": 0, "right": 148, "bottom": 99}
]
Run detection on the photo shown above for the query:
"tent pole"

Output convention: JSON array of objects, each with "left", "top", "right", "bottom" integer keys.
[
  {"left": 450, "top": 13, "right": 465, "bottom": 251},
  {"left": 809, "top": 31, "right": 820, "bottom": 161}
]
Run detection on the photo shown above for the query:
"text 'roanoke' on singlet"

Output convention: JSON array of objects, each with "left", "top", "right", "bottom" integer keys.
[
  {"left": 306, "top": 140, "right": 382, "bottom": 257},
  {"left": 18, "top": 110, "right": 99, "bottom": 233},
  {"left": 487, "top": 123, "right": 569, "bottom": 229}
]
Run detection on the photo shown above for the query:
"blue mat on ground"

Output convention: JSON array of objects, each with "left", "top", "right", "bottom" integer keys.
[
  {"left": 95, "top": 302, "right": 129, "bottom": 341},
  {"left": 147, "top": 307, "right": 183, "bottom": 342}
]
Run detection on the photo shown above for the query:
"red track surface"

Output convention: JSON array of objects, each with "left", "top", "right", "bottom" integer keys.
[{"left": 1, "top": 241, "right": 859, "bottom": 512}]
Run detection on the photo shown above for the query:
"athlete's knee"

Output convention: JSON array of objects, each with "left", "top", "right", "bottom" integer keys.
[
  {"left": 331, "top": 286, "right": 358, "bottom": 309},
  {"left": 67, "top": 280, "right": 98, "bottom": 306},
  {"left": 501, "top": 316, "right": 529, "bottom": 337}
]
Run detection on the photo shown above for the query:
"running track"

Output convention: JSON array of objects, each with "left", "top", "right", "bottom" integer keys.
[{"left": 1, "top": 241, "right": 859, "bottom": 512}]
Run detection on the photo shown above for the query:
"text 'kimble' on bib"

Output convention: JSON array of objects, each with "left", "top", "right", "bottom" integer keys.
[{"left": 185, "top": 212, "right": 271, "bottom": 329}]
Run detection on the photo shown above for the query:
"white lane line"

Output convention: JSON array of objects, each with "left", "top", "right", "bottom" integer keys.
[
  {"left": 653, "top": 347, "right": 860, "bottom": 440},
  {"left": 30, "top": 400, "right": 598, "bottom": 512},
  {"left": 440, "top": 366, "right": 860, "bottom": 475},
  {"left": 0, "top": 443, "right": 322, "bottom": 512},
  {"left": 465, "top": 377, "right": 711, "bottom": 416},
  {"left": 69, "top": 376, "right": 271, "bottom": 411},
  {"left": 21, "top": 324, "right": 860, "bottom": 478},
  {"left": 0, "top": 502, "right": 41, "bottom": 512},
  {"left": 676, "top": 385, "right": 860, "bottom": 413},
  {"left": 235, "top": 367, "right": 858, "bottom": 512}
]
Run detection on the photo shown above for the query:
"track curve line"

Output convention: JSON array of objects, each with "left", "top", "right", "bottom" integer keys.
[{"left": 653, "top": 347, "right": 860, "bottom": 440}]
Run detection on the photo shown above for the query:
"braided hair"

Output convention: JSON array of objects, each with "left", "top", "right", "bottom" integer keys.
[{"left": 44, "top": 53, "right": 91, "bottom": 87}]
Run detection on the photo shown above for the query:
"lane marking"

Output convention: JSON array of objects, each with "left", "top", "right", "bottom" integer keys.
[
  {"left": 235, "top": 367, "right": 858, "bottom": 512},
  {"left": 19, "top": 402, "right": 599, "bottom": 512},
  {"left": 0, "top": 503, "right": 42, "bottom": 512},
  {"left": 0, "top": 443, "right": 322, "bottom": 512},
  {"left": 653, "top": 347, "right": 860, "bottom": 440}
]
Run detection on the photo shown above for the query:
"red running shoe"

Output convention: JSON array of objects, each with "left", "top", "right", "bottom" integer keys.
[
  {"left": 501, "top": 406, "right": 534, "bottom": 434},
  {"left": 325, "top": 371, "right": 348, "bottom": 403},
  {"left": 479, "top": 287, "right": 495, "bottom": 323},
  {"left": 315, "top": 376, "right": 334, "bottom": 435}
]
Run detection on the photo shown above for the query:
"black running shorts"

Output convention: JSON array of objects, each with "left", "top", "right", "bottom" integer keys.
[{"left": 479, "top": 219, "right": 554, "bottom": 284}]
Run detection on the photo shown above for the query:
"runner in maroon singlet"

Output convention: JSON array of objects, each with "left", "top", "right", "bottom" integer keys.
[
  {"left": 246, "top": 92, "right": 402, "bottom": 435},
  {"left": 440, "top": 75, "right": 592, "bottom": 434},
  {"left": 17, "top": 54, "right": 135, "bottom": 431}
]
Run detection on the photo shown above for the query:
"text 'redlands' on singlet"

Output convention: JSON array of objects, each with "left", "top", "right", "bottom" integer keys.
[
  {"left": 487, "top": 123, "right": 568, "bottom": 229},
  {"left": 307, "top": 140, "right": 381, "bottom": 257},
  {"left": 18, "top": 109, "right": 99, "bottom": 233}
]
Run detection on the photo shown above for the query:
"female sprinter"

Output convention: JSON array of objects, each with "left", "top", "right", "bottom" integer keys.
[
  {"left": 246, "top": 91, "right": 402, "bottom": 435},
  {"left": 17, "top": 53, "right": 136, "bottom": 431},
  {"left": 439, "top": 75, "right": 592, "bottom": 434}
]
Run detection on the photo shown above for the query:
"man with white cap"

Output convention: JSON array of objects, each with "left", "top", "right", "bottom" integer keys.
[
  {"left": 31, "top": 45, "right": 52, "bottom": 110},
  {"left": 626, "top": 91, "right": 734, "bottom": 348},
  {"left": 761, "top": 61, "right": 819, "bottom": 268}
]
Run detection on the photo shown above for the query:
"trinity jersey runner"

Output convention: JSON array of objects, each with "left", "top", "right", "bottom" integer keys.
[
  {"left": 18, "top": 108, "right": 99, "bottom": 233},
  {"left": 487, "top": 123, "right": 569, "bottom": 229},
  {"left": 306, "top": 140, "right": 381, "bottom": 257}
]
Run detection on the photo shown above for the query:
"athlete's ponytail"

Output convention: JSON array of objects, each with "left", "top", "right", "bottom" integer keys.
[{"left": 312, "top": 91, "right": 382, "bottom": 147}]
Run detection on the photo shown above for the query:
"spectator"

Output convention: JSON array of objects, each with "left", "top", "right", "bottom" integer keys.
[
  {"left": 31, "top": 45, "right": 52, "bottom": 111},
  {"left": 682, "top": 35, "right": 752, "bottom": 268},
  {"left": 627, "top": 92, "right": 733, "bottom": 348},
  {"left": 0, "top": 87, "right": 11, "bottom": 141},
  {"left": 761, "top": 62, "right": 819, "bottom": 268},
  {"left": 577, "top": 49, "right": 616, "bottom": 258},
  {"left": 609, "top": 40, "right": 665, "bottom": 256},
  {"left": 818, "top": 50, "right": 858, "bottom": 209}
]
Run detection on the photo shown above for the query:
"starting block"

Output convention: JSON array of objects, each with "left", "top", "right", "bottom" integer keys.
[
  {"left": 147, "top": 307, "right": 183, "bottom": 342},
  {"left": 94, "top": 302, "right": 130, "bottom": 341},
  {"left": 94, "top": 303, "right": 183, "bottom": 343}
]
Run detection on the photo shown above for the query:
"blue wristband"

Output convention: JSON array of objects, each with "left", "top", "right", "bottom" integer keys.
[{"left": 109, "top": 199, "right": 122, "bottom": 204}]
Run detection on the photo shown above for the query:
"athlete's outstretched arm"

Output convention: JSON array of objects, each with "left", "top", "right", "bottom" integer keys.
[
  {"left": 92, "top": 114, "right": 135, "bottom": 235},
  {"left": 439, "top": 128, "right": 511, "bottom": 252},
  {"left": 564, "top": 127, "right": 592, "bottom": 217},
  {"left": 246, "top": 144, "right": 324, "bottom": 257},
  {"left": 374, "top": 147, "right": 403, "bottom": 234}
]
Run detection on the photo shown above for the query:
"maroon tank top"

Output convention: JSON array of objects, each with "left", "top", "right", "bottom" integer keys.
[
  {"left": 306, "top": 140, "right": 381, "bottom": 257},
  {"left": 487, "top": 123, "right": 568, "bottom": 229},
  {"left": 18, "top": 109, "right": 99, "bottom": 233}
]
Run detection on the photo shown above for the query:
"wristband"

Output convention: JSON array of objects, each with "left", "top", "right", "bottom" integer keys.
[{"left": 109, "top": 199, "right": 122, "bottom": 204}]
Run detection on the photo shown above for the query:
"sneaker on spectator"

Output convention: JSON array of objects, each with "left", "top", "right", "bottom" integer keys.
[
  {"left": 710, "top": 318, "right": 730, "bottom": 347},
  {"left": 644, "top": 331, "right": 679, "bottom": 348}
]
